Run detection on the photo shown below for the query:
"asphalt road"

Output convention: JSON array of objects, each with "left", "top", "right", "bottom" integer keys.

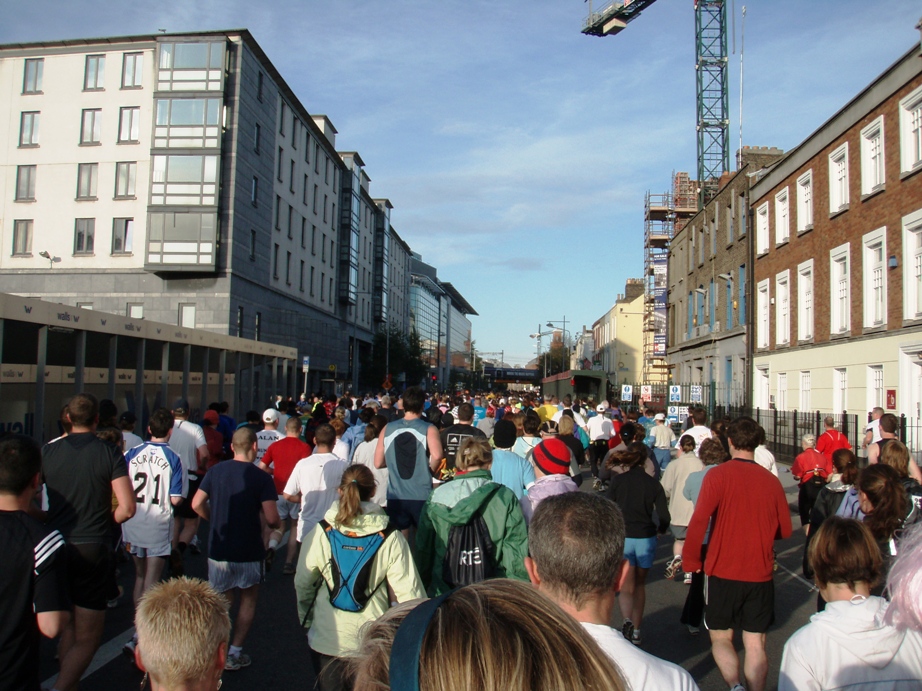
[{"left": 40, "top": 464, "right": 815, "bottom": 691}]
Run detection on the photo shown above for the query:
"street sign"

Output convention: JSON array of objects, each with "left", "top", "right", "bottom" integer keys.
[
  {"left": 667, "top": 405, "right": 679, "bottom": 424},
  {"left": 669, "top": 385, "right": 681, "bottom": 403},
  {"left": 690, "top": 385, "right": 703, "bottom": 403},
  {"left": 328, "top": 364, "right": 336, "bottom": 372},
  {"left": 620, "top": 384, "right": 633, "bottom": 402},
  {"left": 640, "top": 385, "right": 652, "bottom": 402},
  {"left": 302, "top": 355, "right": 310, "bottom": 373}
]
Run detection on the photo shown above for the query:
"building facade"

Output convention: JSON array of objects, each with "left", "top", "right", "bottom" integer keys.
[
  {"left": 750, "top": 45, "right": 922, "bottom": 419},
  {"left": 0, "top": 30, "right": 441, "bottom": 395},
  {"left": 667, "top": 147, "right": 783, "bottom": 405},
  {"left": 593, "top": 278, "right": 644, "bottom": 387}
]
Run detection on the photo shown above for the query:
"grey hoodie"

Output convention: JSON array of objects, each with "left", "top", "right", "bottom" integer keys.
[{"left": 779, "top": 596, "right": 922, "bottom": 690}]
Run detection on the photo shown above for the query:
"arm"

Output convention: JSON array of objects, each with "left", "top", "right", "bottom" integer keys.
[
  {"left": 374, "top": 427, "right": 387, "bottom": 469},
  {"left": 37, "top": 610, "right": 69, "bottom": 639},
  {"left": 867, "top": 442, "right": 880, "bottom": 465},
  {"left": 111, "top": 475, "right": 137, "bottom": 523},
  {"left": 521, "top": 457, "right": 536, "bottom": 490},
  {"left": 427, "top": 424, "right": 443, "bottom": 473},
  {"left": 282, "top": 466, "right": 301, "bottom": 503},
  {"left": 195, "top": 444, "right": 209, "bottom": 473},
  {"left": 262, "top": 499, "right": 281, "bottom": 530},
  {"left": 654, "top": 483, "right": 671, "bottom": 534},
  {"left": 34, "top": 529, "right": 70, "bottom": 638},
  {"left": 682, "top": 474, "right": 719, "bottom": 572},
  {"left": 862, "top": 428, "right": 873, "bottom": 450},
  {"left": 776, "top": 482, "right": 794, "bottom": 540},
  {"left": 192, "top": 488, "right": 210, "bottom": 521},
  {"left": 294, "top": 525, "right": 325, "bottom": 629}
]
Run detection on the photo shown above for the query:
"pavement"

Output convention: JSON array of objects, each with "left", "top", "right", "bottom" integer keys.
[{"left": 40, "top": 462, "right": 814, "bottom": 691}]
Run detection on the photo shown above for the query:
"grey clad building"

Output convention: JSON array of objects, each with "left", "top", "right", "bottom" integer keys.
[{"left": 0, "top": 29, "right": 429, "bottom": 395}]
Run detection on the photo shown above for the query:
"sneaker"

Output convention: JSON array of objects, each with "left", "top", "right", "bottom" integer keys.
[
  {"left": 631, "top": 630, "right": 642, "bottom": 646},
  {"left": 169, "top": 548, "right": 184, "bottom": 578},
  {"left": 107, "top": 585, "right": 124, "bottom": 609},
  {"left": 621, "top": 619, "right": 634, "bottom": 641},
  {"left": 282, "top": 562, "right": 296, "bottom": 575},
  {"left": 687, "top": 624, "right": 700, "bottom": 635},
  {"left": 664, "top": 555, "right": 683, "bottom": 580},
  {"left": 189, "top": 535, "right": 202, "bottom": 555},
  {"left": 122, "top": 637, "right": 137, "bottom": 659},
  {"left": 265, "top": 547, "right": 276, "bottom": 573},
  {"left": 592, "top": 478, "right": 603, "bottom": 491},
  {"left": 730, "top": 685, "right": 746, "bottom": 691},
  {"left": 225, "top": 652, "right": 252, "bottom": 671},
  {"left": 683, "top": 572, "right": 693, "bottom": 585}
]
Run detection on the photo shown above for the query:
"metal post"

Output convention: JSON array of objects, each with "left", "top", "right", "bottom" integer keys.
[
  {"left": 218, "top": 349, "right": 227, "bottom": 405},
  {"left": 35, "top": 325, "right": 48, "bottom": 443},
  {"left": 135, "top": 339, "right": 146, "bottom": 432},
  {"left": 160, "top": 342, "right": 169, "bottom": 410},
  {"left": 201, "top": 348, "right": 210, "bottom": 418},
  {"left": 182, "top": 344, "right": 191, "bottom": 408},
  {"left": 74, "top": 330, "right": 86, "bottom": 392},
  {"left": 108, "top": 335, "right": 117, "bottom": 401}
]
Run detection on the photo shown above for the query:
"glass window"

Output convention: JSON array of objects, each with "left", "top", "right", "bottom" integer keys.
[
  {"left": 796, "top": 170, "right": 813, "bottom": 233},
  {"left": 81, "top": 109, "right": 102, "bottom": 144},
  {"left": 300, "top": 260, "right": 305, "bottom": 292},
  {"left": 257, "top": 72, "right": 264, "bottom": 101},
  {"left": 830, "top": 243, "right": 850, "bottom": 334},
  {"left": 286, "top": 250, "right": 292, "bottom": 285},
  {"left": 84, "top": 55, "right": 105, "bottom": 90},
  {"left": 757, "top": 279, "right": 769, "bottom": 349},
  {"left": 310, "top": 266, "right": 315, "bottom": 296},
  {"left": 112, "top": 218, "right": 134, "bottom": 253},
  {"left": 829, "top": 143, "right": 849, "bottom": 213},
  {"left": 23, "top": 58, "right": 43, "bottom": 93},
  {"left": 76, "top": 163, "right": 98, "bottom": 199},
  {"left": 250, "top": 229, "right": 256, "bottom": 260},
  {"left": 157, "top": 42, "right": 224, "bottom": 91},
  {"left": 289, "top": 160, "right": 295, "bottom": 193},
  {"left": 774, "top": 187, "right": 789, "bottom": 245},
  {"left": 13, "top": 220, "right": 33, "bottom": 256},
  {"left": 251, "top": 176, "right": 258, "bottom": 206},
  {"left": 273, "top": 243, "right": 279, "bottom": 279},
  {"left": 860, "top": 116, "right": 885, "bottom": 195},
  {"left": 115, "top": 162, "right": 137, "bottom": 198},
  {"left": 127, "top": 303, "right": 144, "bottom": 319},
  {"left": 797, "top": 260, "right": 814, "bottom": 341},
  {"left": 19, "top": 112, "right": 39, "bottom": 147},
  {"left": 863, "top": 228, "right": 886, "bottom": 328},
  {"left": 179, "top": 303, "right": 196, "bottom": 328},
  {"left": 756, "top": 203, "right": 769, "bottom": 254},
  {"left": 775, "top": 271, "right": 790, "bottom": 345},
  {"left": 118, "top": 107, "right": 141, "bottom": 143},
  {"left": 902, "top": 209, "right": 922, "bottom": 320},
  {"left": 253, "top": 123, "right": 260, "bottom": 153},
  {"left": 122, "top": 52, "right": 143, "bottom": 88},
  {"left": 899, "top": 85, "right": 922, "bottom": 174},
  {"left": 15, "top": 165, "right": 36, "bottom": 201},
  {"left": 150, "top": 155, "right": 219, "bottom": 205},
  {"left": 74, "top": 218, "right": 95, "bottom": 254}
]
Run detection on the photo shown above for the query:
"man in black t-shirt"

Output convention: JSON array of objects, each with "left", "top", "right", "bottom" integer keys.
[
  {"left": 439, "top": 402, "right": 487, "bottom": 471},
  {"left": 0, "top": 434, "right": 69, "bottom": 691},
  {"left": 42, "top": 393, "right": 137, "bottom": 691}
]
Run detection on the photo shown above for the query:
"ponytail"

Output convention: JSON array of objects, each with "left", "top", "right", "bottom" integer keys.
[{"left": 335, "top": 464, "right": 376, "bottom": 527}]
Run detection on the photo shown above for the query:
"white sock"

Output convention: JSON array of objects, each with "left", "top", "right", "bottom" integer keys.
[
  {"left": 268, "top": 538, "right": 279, "bottom": 550},
  {"left": 229, "top": 645, "right": 243, "bottom": 657}
]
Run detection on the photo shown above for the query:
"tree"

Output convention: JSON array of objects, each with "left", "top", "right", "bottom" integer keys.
[
  {"left": 358, "top": 325, "right": 429, "bottom": 390},
  {"left": 537, "top": 343, "right": 569, "bottom": 377}
]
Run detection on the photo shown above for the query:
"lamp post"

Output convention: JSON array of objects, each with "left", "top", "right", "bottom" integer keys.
[
  {"left": 530, "top": 328, "right": 554, "bottom": 379},
  {"left": 546, "top": 318, "right": 571, "bottom": 373}
]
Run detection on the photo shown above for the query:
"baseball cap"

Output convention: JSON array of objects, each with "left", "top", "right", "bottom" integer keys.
[
  {"left": 203, "top": 410, "right": 220, "bottom": 425},
  {"left": 172, "top": 398, "right": 189, "bottom": 415},
  {"left": 532, "top": 438, "right": 571, "bottom": 476},
  {"left": 539, "top": 420, "right": 559, "bottom": 436},
  {"left": 654, "top": 413, "right": 666, "bottom": 421},
  {"left": 263, "top": 408, "right": 280, "bottom": 424},
  {"left": 596, "top": 404, "right": 607, "bottom": 412}
]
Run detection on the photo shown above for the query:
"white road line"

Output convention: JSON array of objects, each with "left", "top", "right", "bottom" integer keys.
[
  {"left": 43, "top": 529, "right": 292, "bottom": 688},
  {"left": 775, "top": 559, "right": 817, "bottom": 592}
]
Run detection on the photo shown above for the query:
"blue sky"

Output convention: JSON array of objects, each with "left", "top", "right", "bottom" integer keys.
[{"left": 3, "top": 1, "right": 920, "bottom": 365}]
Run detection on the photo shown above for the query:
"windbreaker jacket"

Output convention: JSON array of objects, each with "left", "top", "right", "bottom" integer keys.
[
  {"left": 416, "top": 469, "right": 529, "bottom": 596},
  {"left": 779, "top": 596, "right": 922, "bottom": 691},
  {"left": 295, "top": 501, "right": 425, "bottom": 657}
]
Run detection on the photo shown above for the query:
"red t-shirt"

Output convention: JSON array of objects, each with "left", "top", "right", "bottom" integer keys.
[
  {"left": 815, "top": 429, "right": 851, "bottom": 465},
  {"left": 262, "top": 437, "right": 312, "bottom": 494},
  {"left": 791, "top": 448, "right": 833, "bottom": 485},
  {"left": 202, "top": 426, "right": 225, "bottom": 469},
  {"left": 683, "top": 458, "right": 792, "bottom": 582}
]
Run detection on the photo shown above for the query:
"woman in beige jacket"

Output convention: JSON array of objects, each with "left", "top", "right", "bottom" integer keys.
[{"left": 660, "top": 435, "right": 703, "bottom": 583}]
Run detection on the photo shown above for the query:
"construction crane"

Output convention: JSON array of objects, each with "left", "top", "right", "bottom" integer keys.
[{"left": 583, "top": 0, "right": 730, "bottom": 208}]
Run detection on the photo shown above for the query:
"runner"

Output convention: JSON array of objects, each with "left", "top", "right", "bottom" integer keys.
[{"left": 167, "top": 399, "right": 208, "bottom": 570}]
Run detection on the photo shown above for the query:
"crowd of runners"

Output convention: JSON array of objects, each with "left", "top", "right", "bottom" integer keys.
[{"left": 4, "top": 388, "right": 922, "bottom": 691}]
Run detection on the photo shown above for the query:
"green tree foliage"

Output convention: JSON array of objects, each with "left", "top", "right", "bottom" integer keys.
[{"left": 358, "top": 325, "right": 429, "bottom": 390}]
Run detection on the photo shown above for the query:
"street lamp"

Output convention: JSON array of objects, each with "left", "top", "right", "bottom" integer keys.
[{"left": 530, "top": 328, "right": 554, "bottom": 378}]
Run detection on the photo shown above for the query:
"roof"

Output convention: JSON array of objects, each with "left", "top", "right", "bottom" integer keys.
[{"left": 440, "top": 282, "right": 478, "bottom": 316}]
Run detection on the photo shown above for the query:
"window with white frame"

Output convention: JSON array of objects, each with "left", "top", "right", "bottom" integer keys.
[
  {"left": 833, "top": 368, "right": 847, "bottom": 413},
  {"left": 829, "top": 143, "right": 849, "bottom": 213},
  {"left": 899, "top": 84, "right": 922, "bottom": 174},
  {"left": 178, "top": 303, "right": 196, "bottom": 329},
  {"left": 797, "top": 259, "right": 814, "bottom": 341},
  {"left": 796, "top": 170, "right": 813, "bottom": 232},
  {"left": 756, "top": 202, "right": 769, "bottom": 254},
  {"left": 830, "top": 243, "right": 851, "bottom": 334},
  {"left": 777, "top": 372, "right": 787, "bottom": 411},
  {"left": 756, "top": 367, "right": 770, "bottom": 409},
  {"left": 757, "top": 279, "right": 770, "bottom": 348},
  {"left": 800, "top": 371, "right": 812, "bottom": 412},
  {"left": 19, "top": 112, "right": 39, "bottom": 147},
  {"left": 903, "top": 208, "right": 922, "bottom": 319},
  {"left": 775, "top": 271, "right": 790, "bottom": 345},
  {"left": 775, "top": 187, "right": 789, "bottom": 245},
  {"left": 862, "top": 227, "right": 886, "bottom": 328},
  {"left": 860, "top": 116, "right": 885, "bottom": 195},
  {"left": 868, "top": 365, "right": 884, "bottom": 410},
  {"left": 688, "top": 231, "right": 695, "bottom": 272}
]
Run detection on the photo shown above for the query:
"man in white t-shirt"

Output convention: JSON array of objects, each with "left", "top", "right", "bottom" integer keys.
[
  {"left": 525, "top": 491, "right": 699, "bottom": 691},
  {"left": 587, "top": 404, "right": 614, "bottom": 488},
  {"left": 862, "top": 406, "right": 884, "bottom": 452},
  {"left": 282, "top": 423, "right": 347, "bottom": 542},
  {"left": 685, "top": 408, "right": 713, "bottom": 456},
  {"left": 256, "top": 409, "right": 283, "bottom": 465},
  {"left": 168, "top": 399, "right": 209, "bottom": 572}
]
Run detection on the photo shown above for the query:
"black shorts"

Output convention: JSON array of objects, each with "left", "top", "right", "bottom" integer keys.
[
  {"left": 385, "top": 498, "right": 425, "bottom": 530},
  {"left": 173, "top": 473, "right": 203, "bottom": 519},
  {"left": 704, "top": 574, "right": 774, "bottom": 633},
  {"left": 67, "top": 542, "right": 112, "bottom": 611}
]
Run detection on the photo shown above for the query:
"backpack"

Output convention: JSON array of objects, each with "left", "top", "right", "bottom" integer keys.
[
  {"left": 320, "top": 520, "right": 395, "bottom": 612},
  {"left": 441, "top": 487, "right": 500, "bottom": 588}
]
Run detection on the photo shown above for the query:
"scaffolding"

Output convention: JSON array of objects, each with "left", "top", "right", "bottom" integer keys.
[{"left": 643, "top": 172, "right": 697, "bottom": 384}]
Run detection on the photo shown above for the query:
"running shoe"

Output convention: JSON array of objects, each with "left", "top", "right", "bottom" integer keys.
[
  {"left": 225, "top": 652, "right": 252, "bottom": 671},
  {"left": 687, "top": 624, "right": 700, "bottom": 635},
  {"left": 621, "top": 619, "right": 634, "bottom": 641},
  {"left": 122, "top": 637, "right": 137, "bottom": 659},
  {"left": 265, "top": 547, "right": 276, "bottom": 573},
  {"left": 282, "top": 562, "right": 296, "bottom": 575},
  {"left": 683, "top": 572, "right": 693, "bottom": 585},
  {"left": 107, "top": 585, "right": 124, "bottom": 609},
  {"left": 189, "top": 535, "right": 202, "bottom": 555},
  {"left": 631, "top": 630, "right": 642, "bottom": 646},
  {"left": 664, "top": 555, "right": 683, "bottom": 580},
  {"left": 592, "top": 478, "right": 603, "bottom": 491}
]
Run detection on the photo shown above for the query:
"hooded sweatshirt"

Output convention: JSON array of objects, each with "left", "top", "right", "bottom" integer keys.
[
  {"left": 416, "top": 469, "right": 529, "bottom": 596},
  {"left": 779, "top": 596, "right": 922, "bottom": 691},
  {"left": 520, "top": 473, "right": 580, "bottom": 523},
  {"left": 295, "top": 501, "right": 425, "bottom": 657}
]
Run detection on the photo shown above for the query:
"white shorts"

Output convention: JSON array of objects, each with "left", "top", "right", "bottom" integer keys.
[
  {"left": 208, "top": 559, "right": 263, "bottom": 592},
  {"left": 128, "top": 542, "right": 171, "bottom": 559},
  {"left": 277, "top": 496, "right": 301, "bottom": 521}
]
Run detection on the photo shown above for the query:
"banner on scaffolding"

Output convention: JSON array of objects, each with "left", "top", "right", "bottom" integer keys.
[{"left": 652, "top": 257, "right": 667, "bottom": 357}]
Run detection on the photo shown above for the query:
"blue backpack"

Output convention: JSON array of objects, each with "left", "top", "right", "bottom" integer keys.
[{"left": 320, "top": 520, "right": 395, "bottom": 612}]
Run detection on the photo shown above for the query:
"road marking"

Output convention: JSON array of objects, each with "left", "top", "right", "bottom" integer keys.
[{"left": 775, "top": 558, "right": 817, "bottom": 592}]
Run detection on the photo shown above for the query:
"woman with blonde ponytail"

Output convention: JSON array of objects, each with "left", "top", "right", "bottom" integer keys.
[{"left": 295, "top": 464, "right": 425, "bottom": 691}]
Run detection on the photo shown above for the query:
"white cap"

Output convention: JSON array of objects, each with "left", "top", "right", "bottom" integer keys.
[
  {"left": 654, "top": 413, "right": 666, "bottom": 421},
  {"left": 263, "top": 408, "right": 280, "bottom": 423},
  {"left": 597, "top": 404, "right": 607, "bottom": 412}
]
